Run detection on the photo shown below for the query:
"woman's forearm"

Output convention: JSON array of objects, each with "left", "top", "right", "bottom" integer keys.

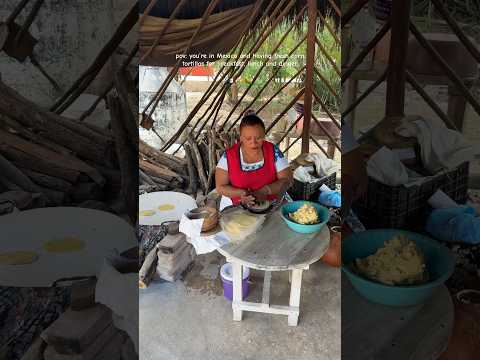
[
  {"left": 216, "top": 185, "right": 247, "bottom": 198},
  {"left": 266, "top": 178, "right": 292, "bottom": 196}
]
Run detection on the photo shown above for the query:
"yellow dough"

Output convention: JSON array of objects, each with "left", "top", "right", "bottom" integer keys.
[
  {"left": 139, "top": 210, "right": 156, "bottom": 217},
  {"left": 290, "top": 204, "right": 319, "bottom": 224},
  {"left": 0, "top": 251, "right": 38, "bottom": 265},
  {"left": 355, "top": 235, "right": 428, "bottom": 285},
  {"left": 44, "top": 237, "right": 85, "bottom": 253},
  {"left": 158, "top": 204, "right": 175, "bottom": 211},
  {"left": 224, "top": 214, "right": 258, "bottom": 236}
]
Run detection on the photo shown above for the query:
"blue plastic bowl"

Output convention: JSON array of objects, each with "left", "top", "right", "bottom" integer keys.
[
  {"left": 280, "top": 201, "right": 329, "bottom": 234},
  {"left": 342, "top": 229, "right": 455, "bottom": 307}
]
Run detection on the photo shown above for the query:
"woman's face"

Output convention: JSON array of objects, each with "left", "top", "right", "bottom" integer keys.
[{"left": 240, "top": 125, "right": 265, "bottom": 151}]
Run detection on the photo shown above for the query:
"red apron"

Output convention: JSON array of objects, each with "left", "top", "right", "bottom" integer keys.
[{"left": 226, "top": 141, "right": 278, "bottom": 205}]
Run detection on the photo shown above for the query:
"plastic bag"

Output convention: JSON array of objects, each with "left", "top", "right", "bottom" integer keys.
[
  {"left": 318, "top": 190, "right": 341, "bottom": 208},
  {"left": 220, "top": 207, "right": 265, "bottom": 242},
  {"left": 425, "top": 206, "right": 480, "bottom": 244}
]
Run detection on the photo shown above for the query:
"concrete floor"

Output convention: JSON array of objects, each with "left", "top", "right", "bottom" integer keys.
[{"left": 139, "top": 252, "right": 341, "bottom": 360}]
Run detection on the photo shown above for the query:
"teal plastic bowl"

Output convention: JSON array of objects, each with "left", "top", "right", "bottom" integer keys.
[
  {"left": 342, "top": 229, "right": 455, "bottom": 307},
  {"left": 280, "top": 201, "right": 329, "bottom": 234}
]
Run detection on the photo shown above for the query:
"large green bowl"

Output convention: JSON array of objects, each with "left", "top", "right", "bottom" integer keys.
[
  {"left": 280, "top": 201, "right": 329, "bottom": 234},
  {"left": 342, "top": 229, "right": 455, "bottom": 306}
]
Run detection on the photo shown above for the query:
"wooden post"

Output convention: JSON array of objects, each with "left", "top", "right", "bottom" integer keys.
[
  {"left": 385, "top": 0, "right": 411, "bottom": 118},
  {"left": 301, "top": 0, "right": 317, "bottom": 154}
]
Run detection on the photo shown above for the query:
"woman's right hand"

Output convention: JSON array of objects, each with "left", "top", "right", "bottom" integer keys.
[{"left": 240, "top": 190, "right": 255, "bottom": 207}]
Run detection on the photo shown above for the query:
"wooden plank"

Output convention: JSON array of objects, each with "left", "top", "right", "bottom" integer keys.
[
  {"left": 409, "top": 21, "right": 480, "bottom": 118},
  {"left": 430, "top": 0, "right": 480, "bottom": 64},
  {"left": 301, "top": 0, "right": 318, "bottom": 153},
  {"left": 405, "top": 70, "right": 458, "bottom": 130},
  {"left": 342, "top": 0, "right": 369, "bottom": 28},
  {"left": 262, "top": 271, "right": 272, "bottom": 306},
  {"left": 342, "top": 69, "right": 388, "bottom": 120},
  {"left": 235, "top": 301, "right": 299, "bottom": 316},
  {"left": 385, "top": 0, "right": 411, "bottom": 118},
  {"left": 232, "top": 262, "right": 243, "bottom": 321},
  {"left": 217, "top": 211, "right": 330, "bottom": 271},
  {"left": 342, "top": 20, "right": 391, "bottom": 84},
  {"left": 288, "top": 269, "right": 303, "bottom": 326},
  {"left": 342, "top": 277, "right": 453, "bottom": 360}
]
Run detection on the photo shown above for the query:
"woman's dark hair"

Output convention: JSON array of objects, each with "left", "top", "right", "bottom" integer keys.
[{"left": 240, "top": 114, "right": 265, "bottom": 131}]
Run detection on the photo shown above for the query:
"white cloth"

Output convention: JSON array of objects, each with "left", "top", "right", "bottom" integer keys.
[
  {"left": 367, "top": 146, "right": 409, "bottom": 186},
  {"left": 305, "top": 153, "right": 340, "bottom": 177},
  {"left": 95, "top": 258, "right": 138, "bottom": 354},
  {"left": 179, "top": 214, "right": 231, "bottom": 254},
  {"left": 293, "top": 153, "right": 339, "bottom": 183},
  {"left": 187, "top": 232, "right": 230, "bottom": 255},
  {"left": 395, "top": 118, "right": 478, "bottom": 173}
]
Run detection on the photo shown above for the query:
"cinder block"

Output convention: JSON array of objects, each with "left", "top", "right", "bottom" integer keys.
[{"left": 41, "top": 305, "right": 112, "bottom": 354}]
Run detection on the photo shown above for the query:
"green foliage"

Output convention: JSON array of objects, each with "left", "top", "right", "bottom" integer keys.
[{"left": 213, "top": 16, "right": 340, "bottom": 114}]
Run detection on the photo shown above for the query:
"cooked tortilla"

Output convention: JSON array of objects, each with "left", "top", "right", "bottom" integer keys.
[
  {"left": 44, "top": 237, "right": 85, "bottom": 253},
  {"left": 139, "top": 210, "right": 156, "bottom": 217},
  {"left": 0, "top": 251, "right": 39, "bottom": 265},
  {"left": 158, "top": 204, "right": 175, "bottom": 211}
]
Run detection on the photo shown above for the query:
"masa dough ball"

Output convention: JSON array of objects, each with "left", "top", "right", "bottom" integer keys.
[
  {"left": 290, "top": 204, "right": 319, "bottom": 225},
  {"left": 355, "top": 235, "right": 428, "bottom": 285},
  {"left": 44, "top": 237, "right": 85, "bottom": 253},
  {"left": 0, "top": 251, "right": 38, "bottom": 265}
]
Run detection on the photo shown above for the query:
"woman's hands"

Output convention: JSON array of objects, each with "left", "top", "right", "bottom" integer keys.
[
  {"left": 251, "top": 186, "right": 270, "bottom": 202},
  {"left": 240, "top": 189, "right": 256, "bottom": 206}
]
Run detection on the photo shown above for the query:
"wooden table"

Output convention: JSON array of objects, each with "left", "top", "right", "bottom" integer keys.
[
  {"left": 342, "top": 274, "right": 454, "bottom": 359},
  {"left": 217, "top": 211, "right": 330, "bottom": 326}
]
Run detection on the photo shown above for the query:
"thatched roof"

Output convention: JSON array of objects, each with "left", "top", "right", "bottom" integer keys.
[{"left": 139, "top": 0, "right": 340, "bottom": 26}]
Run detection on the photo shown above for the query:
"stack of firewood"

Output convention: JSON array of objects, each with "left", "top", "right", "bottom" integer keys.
[
  {"left": 0, "top": 74, "right": 137, "bottom": 222},
  {"left": 139, "top": 127, "right": 239, "bottom": 197},
  {"left": 138, "top": 140, "right": 188, "bottom": 194},
  {"left": 182, "top": 127, "right": 238, "bottom": 196}
]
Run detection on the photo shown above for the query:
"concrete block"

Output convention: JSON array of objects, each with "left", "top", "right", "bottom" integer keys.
[
  {"left": 70, "top": 279, "right": 97, "bottom": 311},
  {"left": 41, "top": 304, "right": 112, "bottom": 354}
]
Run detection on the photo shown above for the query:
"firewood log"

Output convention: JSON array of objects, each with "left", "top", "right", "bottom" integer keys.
[
  {"left": 108, "top": 94, "right": 137, "bottom": 223},
  {"left": 139, "top": 158, "right": 183, "bottom": 182},
  {"left": 19, "top": 168, "right": 72, "bottom": 192},
  {"left": 184, "top": 143, "right": 198, "bottom": 195},
  {"left": 71, "top": 182, "right": 103, "bottom": 203},
  {"left": 139, "top": 140, "right": 186, "bottom": 174},
  {"left": 1, "top": 145, "right": 81, "bottom": 182},
  {"left": 139, "top": 245, "right": 159, "bottom": 289},
  {"left": 0, "top": 129, "right": 105, "bottom": 185},
  {"left": 0, "top": 153, "right": 46, "bottom": 196},
  {"left": 0, "top": 79, "right": 115, "bottom": 165},
  {"left": 187, "top": 134, "right": 208, "bottom": 194},
  {"left": 38, "top": 186, "right": 67, "bottom": 205}
]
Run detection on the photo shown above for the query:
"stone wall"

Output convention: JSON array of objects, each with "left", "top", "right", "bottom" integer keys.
[{"left": 0, "top": 0, "right": 136, "bottom": 107}]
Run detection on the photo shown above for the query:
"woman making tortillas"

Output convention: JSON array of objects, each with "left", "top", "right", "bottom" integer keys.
[{"left": 215, "top": 112, "right": 293, "bottom": 210}]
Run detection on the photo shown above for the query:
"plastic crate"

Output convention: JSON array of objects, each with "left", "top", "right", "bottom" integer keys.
[
  {"left": 288, "top": 172, "right": 337, "bottom": 201},
  {"left": 353, "top": 162, "right": 469, "bottom": 230}
]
